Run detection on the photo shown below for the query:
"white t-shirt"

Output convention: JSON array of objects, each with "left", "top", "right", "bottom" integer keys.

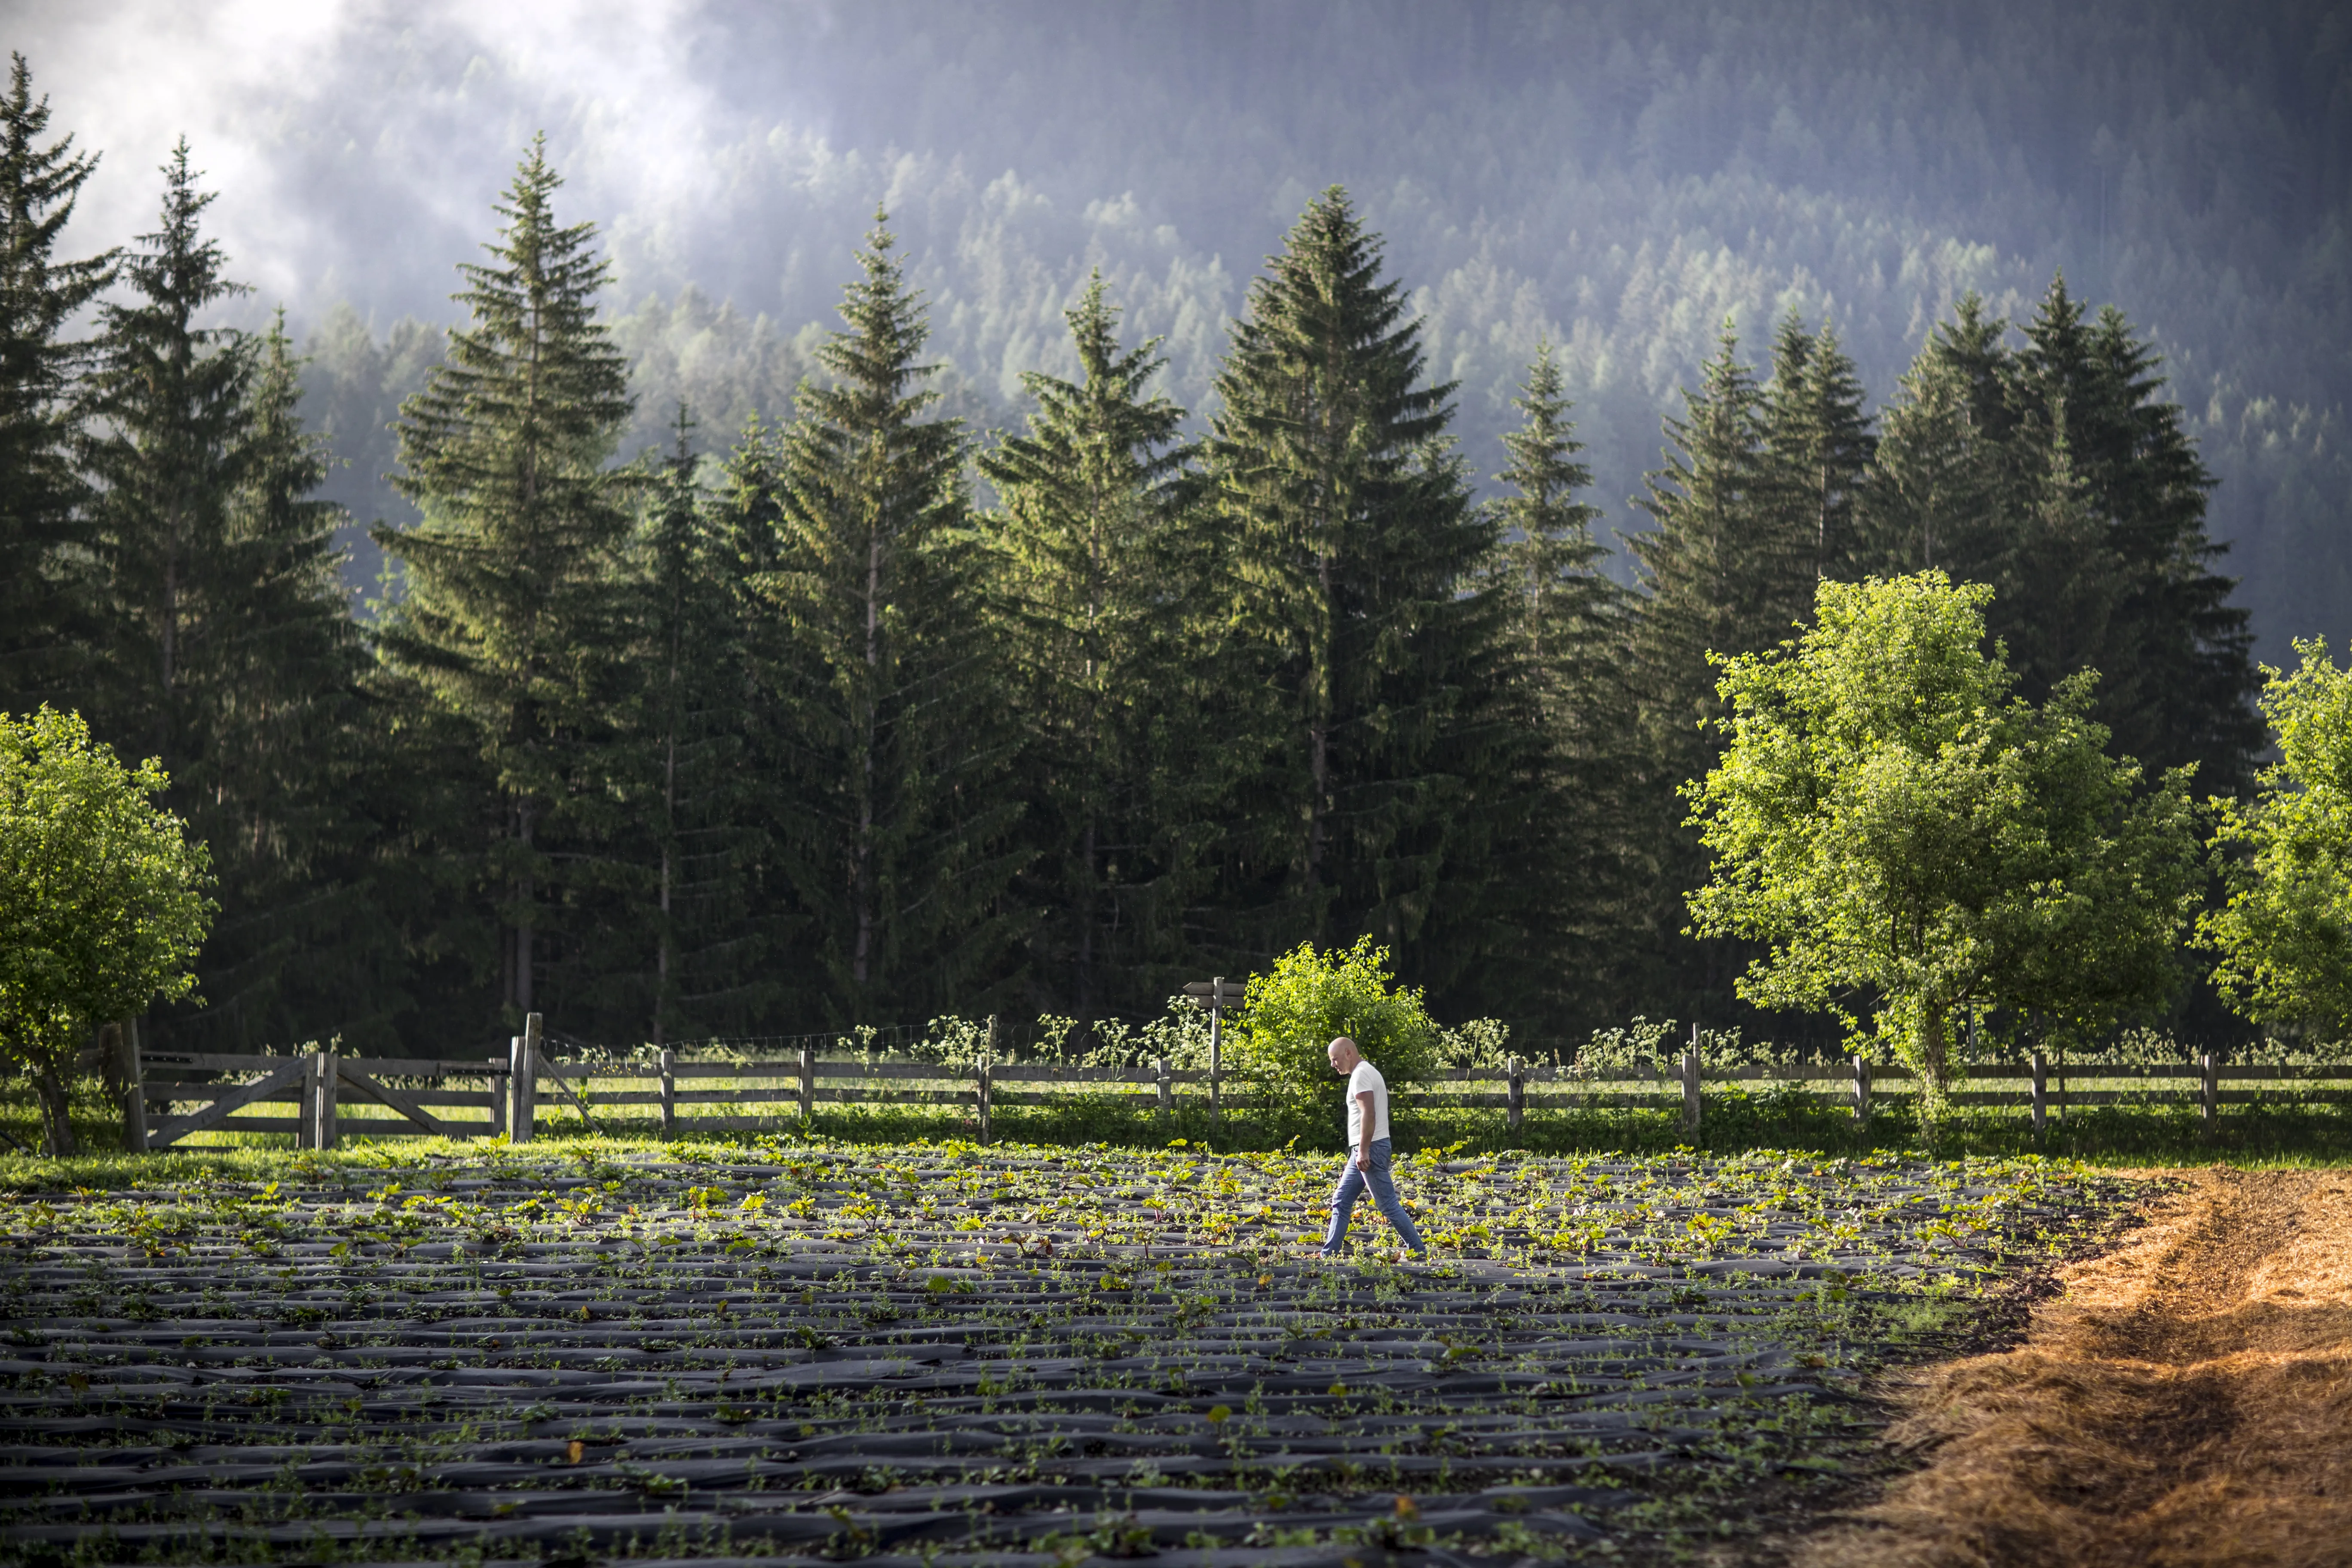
[{"left": 1346, "top": 1060, "right": 1390, "bottom": 1147}]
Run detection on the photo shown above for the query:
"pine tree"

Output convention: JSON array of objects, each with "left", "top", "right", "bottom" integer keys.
[
  {"left": 1484, "top": 342, "right": 1639, "bottom": 1032},
  {"left": 978, "top": 274, "right": 1199, "bottom": 1021},
  {"left": 376, "top": 137, "right": 635, "bottom": 1030},
  {"left": 81, "top": 152, "right": 394, "bottom": 1051},
  {"left": 0, "top": 54, "right": 113, "bottom": 714},
  {"left": 1206, "top": 187, "right": 1523, "bottom": 1009},
  {"left": 165, "top": 315, "right": 398, "bottom": 1050},
  {"left": 1626, "top": 324, "right": 1810, "bottom": 1026},
  {"left": 1759, "top": 313, "right": 1875, "bottom": 581},
  {"left": 1867, "top": 281, "right": 2260, "bottom": 799},
  {"left": 1857, "top": 325, "right": 2010, "bottom": 581},
  {"left": 79, "top": 140, "right": 257, "bottom": 770},
  {"left": 627, "top": 405, "right": 768, "bottom": 1044},
  {"left": 2006, "top": 279, "right": 2260, "bottom": 795},
  {"left": 752, "top": 212, "right": 1021, "bottom": 1025}
]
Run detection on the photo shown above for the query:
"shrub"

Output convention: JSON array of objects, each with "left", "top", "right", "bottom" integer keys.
[{"left": 1227, "top": 938, "right": 1437, "bottom": 1123}]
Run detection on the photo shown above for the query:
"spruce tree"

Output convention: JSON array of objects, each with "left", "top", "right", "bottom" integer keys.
[
  {"left": 377, "top": 137, "right": 635, "bottom": 1029},
  {"left": 1864, "top": 282, "right": 2259, "bottom": 798},
  {"left": 1206, "top": 187, "right": 1523, "bottom": 1009},
  {"left": 1759, "top": 313, "right": 1874, "bottom": 582},
  {"left": 752, "top": 213, "right": 1020, "bottom": 1025},
  {"left": 2006, "top": 279, "right": 2260, "bottom": 795},
  {"left": 1484, "top": 342, "right": 1638, "bottom": 1032},
  {"left": 169, "top": 315, "right": 398, "bottom": 1050},
  {"left": 626, "top": 406, "right": 768, "bottom": 1044},
  {"left": 1626, "top": 325, "right": 1810, "bottom": 1025},
  {"left": 978, "top": 275, "right": 1200, "bottom": 1021},
  {"left": 82, "top": 152, "right": 392, "bottom": 1050},
  {"left": 79, "top": 140, "right": 256, "bottom": 769},
  {"left": 0, "top": 54, "right": 113, "bottom": 714}
]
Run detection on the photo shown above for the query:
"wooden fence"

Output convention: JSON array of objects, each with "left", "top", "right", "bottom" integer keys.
[{"left": 85, "top": 1012, "right": 2352, "bottom": 1150}]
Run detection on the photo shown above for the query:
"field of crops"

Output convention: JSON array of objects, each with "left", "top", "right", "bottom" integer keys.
[{"left": 0, "top": 1138, "right": 2135, "bottom": 1565}]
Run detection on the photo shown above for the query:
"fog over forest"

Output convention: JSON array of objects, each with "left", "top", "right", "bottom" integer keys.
[{"left": 17, "top": 0, "right": 2352, "bottom": 662}]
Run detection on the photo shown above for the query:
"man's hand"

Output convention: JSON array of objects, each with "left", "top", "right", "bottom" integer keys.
[{"left": 1354, "top": 1145, "right": 1370, "bottom": 1172}]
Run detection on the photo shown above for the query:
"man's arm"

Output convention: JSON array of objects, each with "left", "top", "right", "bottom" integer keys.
[{"left": 1354, "top": 1090, "right": 1376, "bottom": 1168}]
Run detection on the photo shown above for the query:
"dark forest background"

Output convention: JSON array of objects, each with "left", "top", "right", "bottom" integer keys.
[{"left": 6, "top": 0, "right": 2348, "bottom": 1059}]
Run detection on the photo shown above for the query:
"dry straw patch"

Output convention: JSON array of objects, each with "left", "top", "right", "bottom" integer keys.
[{"left": 1802, "top": 1167, "right": 2352, "bottom": 1568}]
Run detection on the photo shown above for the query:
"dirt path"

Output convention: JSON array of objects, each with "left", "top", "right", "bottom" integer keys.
[{"left": 1802, "top": 1168, "right": 2352, "bottom": 1568}]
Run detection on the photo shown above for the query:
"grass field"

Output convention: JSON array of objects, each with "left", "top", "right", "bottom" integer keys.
[{"left": 0, "top": 1133, "right": 2144, "bottom": 1565}]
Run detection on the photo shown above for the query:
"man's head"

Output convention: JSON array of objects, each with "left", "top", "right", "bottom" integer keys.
[{"left": 1328, "top": 1036, "right": 1362, "bottom": 1075}]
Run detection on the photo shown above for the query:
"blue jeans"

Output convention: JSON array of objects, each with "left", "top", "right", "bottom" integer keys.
[{"left": 1320, "top": 1138, "right": 1425, "bottom": 1256}]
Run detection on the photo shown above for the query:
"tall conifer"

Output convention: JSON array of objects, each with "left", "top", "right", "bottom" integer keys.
[
  {"left": 625, "top": 407, "right": 767, "bottom": 1044},
  {"left": 377, "top": 137, "right": 635, "bottom": 1027},
  {"left": 979, "top": 276, "right": 1199, "bottom": 1020},
  {"left": 0, "top": 54, "right": 113, "bottom": 713},
  {"left": 1760, "top": 314, "right": 1874, "bottom": 581},
  {"left": 83, "top": 153, "right": 390, "bottom": 1049},
  {"left": 753, "top": 214, "right": 1020, "bottom": 1024},
  {"left": 1485, "top": 343, "right": 1638, "bottom": 1031},
  {"left": 1626, "top": 325, "right": 1809, "bottom": 1024},
  {"left": 1207, "top": 188, "right": 1522, "bottom": 1007}
]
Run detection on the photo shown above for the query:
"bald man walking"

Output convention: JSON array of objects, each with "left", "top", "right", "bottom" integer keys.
[{"left": 1317, "top": 1036, "right": 1426, "bottom": 1260}]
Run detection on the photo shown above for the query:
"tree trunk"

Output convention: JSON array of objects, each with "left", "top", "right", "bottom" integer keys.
[{"left": 34, "top": 1064, "right": 78, "bottom": 1157}]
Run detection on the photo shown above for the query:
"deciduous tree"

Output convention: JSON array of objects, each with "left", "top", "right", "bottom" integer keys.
[
  {"left": 1685, "top": 573, "right": 2200, "bottom": 1104},
  {"left": 0, "top": 708, "right": 211, "bottom": 1154},
  {"left": 2202, "top": 639, "right": 2352, "bottom": 1035}
]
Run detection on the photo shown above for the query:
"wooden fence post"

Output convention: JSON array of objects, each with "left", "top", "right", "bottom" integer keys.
[
  {"left": 1155, "top": 1056, "right": 1172, "bottom": 1116},
  {"left": 1208, "top": 977, "right": 1225, "bottom": 1121},
  {"left": 977, "top": 1015, "right": 996, "bottom": 1144},
  {"left": 116, "top": 1018, "right": 147, "bottom": 1153},
  {"left": 508, "top": 1034, "right": 535, "bottom": 1145},
  {"left": 1680, "top": 1049, "right": 1702, "bottom": 1133},
  {"left": 798, "top": 1043, "right": 814, "bottom": 1120},
  {"left": 2030, "top": 1050, "right": 2047, "bottom": 1141},
  {"left": 2202, "top": 1051, "right": 2219, "bottom": 1135},
  {"left": 1506, "top": 1055, "right": 1525, "bottom": 1130},
  {"left": 1852, "top": 1055, "right": 1871, "bottom": 1126},
  {"left": 658, "top": 1048, "right": 676, "bottom": 1140},
  {"left": 313, "top": 1043, "right": 338, "bottom": 1151}
]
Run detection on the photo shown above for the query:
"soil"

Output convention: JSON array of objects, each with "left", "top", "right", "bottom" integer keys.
[{"left": 1798, "top": 1167, "right": 2352, "bottom": 1568}]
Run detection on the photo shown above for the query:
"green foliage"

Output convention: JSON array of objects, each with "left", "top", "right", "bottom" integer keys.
[
  {"left": 376, "top": 136, "right": 636, "bottom": 1031},
  {"left": 1206, "top": 187, "right": 1528, "bottom": 1013},
  {"left": 1228, "top": 937, "right": 1437, "bottom": 1118},
  {"left": 749, "top": 211, "right": 1021, "bottom": 1023},
  {"left": 2203, "top": 639, "right": 2352, "bottom": 1033},
  {"left": 1483, "top": 343, "right": 1640, "bottom": 1037},
  {"left": 978, "top": 274, "right": 1201, "bottom": 1016},
  {"left": 0, "top": 707, "right": 212, "bottom": 1153},
  {"left": 1685, "top": 573, "right": 2202, "bottom": 1102},
  {"left": 0, "top": 52, "right": 113, "bottom": 715}
]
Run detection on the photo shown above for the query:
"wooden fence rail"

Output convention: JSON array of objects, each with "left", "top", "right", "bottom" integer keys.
[{"left": 93, "top": 1017, "right": 2352, "bottom": 1151}]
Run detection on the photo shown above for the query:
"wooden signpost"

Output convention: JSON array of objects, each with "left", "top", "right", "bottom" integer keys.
[{"left": 1182, "top": 977, "right": 1239, "bottom": 1118}]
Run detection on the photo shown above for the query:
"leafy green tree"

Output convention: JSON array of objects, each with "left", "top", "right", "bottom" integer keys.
[
  {"left": 1482, "top": 342, "right": 1638, "bottom": 1032},
  {"left": 1206, "top": 187, "right": 1523, "bottom": 1008},
  {"left": 978, "top": 274, "right": 1198, "bottom": 1021},
  {"left": 1229, "top": 935, "right": 1437, "bottom": 1137},
  {"left": 751, "top": 213, "right": 1020, "bottom": 1024},
  {"left": 1, "top": 708, "right": 212, "bottom": 1154},
  {"left": 376, "top": 136, "right": 635, "bottom": 1030},
  {"left": 0, "top": 54, "right": 113, "bottom": 715},
  {"left": 2202, "top": 640, "right": 2352, "bottom": 1035},
  {"left": 1685, "top": 573, "right": 2201, "bottom": 1104}
]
